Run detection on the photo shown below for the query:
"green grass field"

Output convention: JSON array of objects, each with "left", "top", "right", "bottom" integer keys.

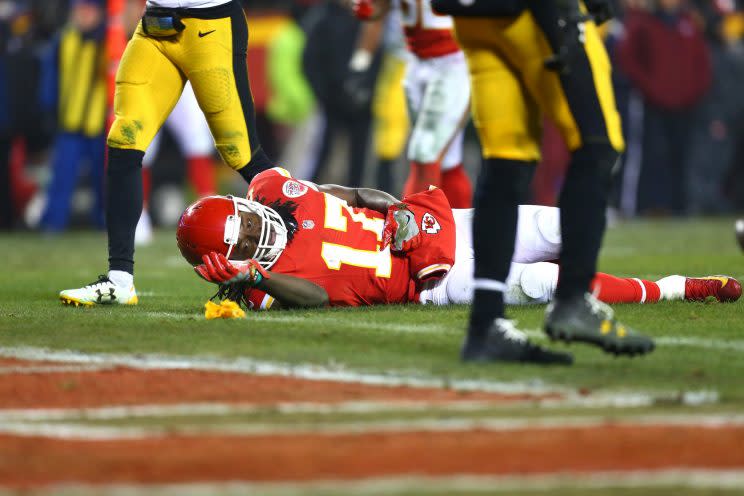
[
  {"left": 1, "top": 218, "right": 743, "bottom": 495},
  {"left": 1, "top": 218, "right": 743, "bottom": 400}
]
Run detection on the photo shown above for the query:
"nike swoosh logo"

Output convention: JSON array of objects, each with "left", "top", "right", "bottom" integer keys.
[{"left": 198, "top": 30, "right": 216, "bottom": 38}]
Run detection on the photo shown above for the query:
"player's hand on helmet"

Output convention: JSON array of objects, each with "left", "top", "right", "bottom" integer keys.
[
  {"left": 194, "top": 252, "right": 270, "bottom": 286},
  {"left": 382, "top": 203, "right": 422, "bottom": 252}
]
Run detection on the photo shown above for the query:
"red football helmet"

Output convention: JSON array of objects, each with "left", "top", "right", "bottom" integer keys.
[{"left": 176, "top": 195, "right": 288, "bottom": 269}]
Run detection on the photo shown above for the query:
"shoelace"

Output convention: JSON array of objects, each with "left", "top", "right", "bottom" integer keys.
[
  {"left": 84, "top": 275, "right": 112, "bottom": 289},
  {"left": 496, "top": 319, "right": 528, "bottom": 343}
]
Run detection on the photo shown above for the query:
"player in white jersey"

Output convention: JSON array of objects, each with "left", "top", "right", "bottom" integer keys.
[{"left": 352, "top": 0, "right": 473, "bottom": 208}]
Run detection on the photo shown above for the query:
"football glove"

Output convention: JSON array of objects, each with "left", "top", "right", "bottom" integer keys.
[
  {"left": 195, "top": 252, "right": 270, "bottom": 286},
  {"left": 382, "top": 203, "right": 421, "bottom": 252},
  {"left": 351, "top": 0, "right": 374, "bottom": 19}
]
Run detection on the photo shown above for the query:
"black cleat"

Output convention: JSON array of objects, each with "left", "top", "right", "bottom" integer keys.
[
  {"left": 545, "top": 293, "right": 655, "bottom": 357},
  {"left": 462, "top": 319, "right": 573, "bottom": 365}
]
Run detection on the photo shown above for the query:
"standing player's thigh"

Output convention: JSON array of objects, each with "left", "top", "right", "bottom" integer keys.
[
  {"left": 108, "top": 26, "right": 186, "bottom": 152},
  {"left": 174, "top": 11, "right": 259, "bottom": 170},
  {"left": 403, "top": 57, "right": 426, "bottom": 126},
  {"left": 167, "top": 82, "right": 215, "bottom": 158},
  {"left": 454, "top": 17, "right": 541, "bottom": 161},
  {"left": 407, "top": 53, "right": 471, "bottom": 164},
  {"left": 498, "top": 11, "right": 623, "bottom": 152}
]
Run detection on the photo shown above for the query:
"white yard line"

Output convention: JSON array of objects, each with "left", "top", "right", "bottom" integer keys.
[
  {"left": 0, "top": 364, "right": 112, "bottom": 375},
  {"left": 0, "top": 346, "right": 566, "bottom": 395},
  {"left": 5, "top": 470, "right": 744, "bottom": 495},
  {"left": 0, "top": 346, "right": 719, "bottom": 409},
  {"left": 0, "top": 400, "right": 504, "bottom": 422},
  {"left": 1, "top": 412, "right": 744, "bottom": 440}
]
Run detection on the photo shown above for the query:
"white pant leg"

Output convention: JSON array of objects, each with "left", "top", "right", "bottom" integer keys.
[
  {"left": 504, "top": 262, "right": 559, "bottom": 305},
  {"left": 513, "top": 205, "right": 562, "bottom": 263},
  {"left": 405, "top": 52, "right": 470, "bottom": 165},
  {"left": 165, "top": 82, "right": 215, "bottom": 158},
  {"left": 419, "top": 208, "right": 560, "bottom": 306},
  {"left": 441, "top": 128, "right": 465, "bottom": 171},
  {"left": 419, "top": 259, "right": 559, "bottom": 306}
]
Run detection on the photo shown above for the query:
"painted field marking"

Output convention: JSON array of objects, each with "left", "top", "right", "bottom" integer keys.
[
  {"left": 4, "top": 469, "right": 744, "bottom": 495},
  {"left": 0, "top": 346, "right": 719, "bottom": 409},
  {"left": 0, "top": 400, "right": 503, "bottom": 422},
  {"left": 0, "top": 364, "right": 112, "bottom": 375},
  {"left": 0, "top": 346, "right": 566, "bottom": 395},
  {"left": 253, "top": 315, "right": 744, "bottom": 353},
  {"left": 2, "top": 412, "right": 744, "bottom": 440}
]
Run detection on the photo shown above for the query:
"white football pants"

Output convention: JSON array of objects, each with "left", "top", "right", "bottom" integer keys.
[
  {"left": 404, "top": 51, "right": 470, "bottom": 170},
  {"left": 419, "top": 206, "right": 563, "bottom": 306}
]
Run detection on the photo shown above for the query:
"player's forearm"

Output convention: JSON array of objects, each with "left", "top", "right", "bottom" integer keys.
[
  {"left": 256, "top": 273, "right": 329, "bottom": 309},
  {"left": 353, "top": 188, "right": 400, "bottom": 213},
  {"left": 349, "top": 18, "right": 385, "bottom": 73},
  {"left": 318, "top": 184, "right": 400, "bottom": 214}
]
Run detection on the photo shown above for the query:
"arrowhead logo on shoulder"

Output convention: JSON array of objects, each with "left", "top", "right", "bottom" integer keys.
[
  {"left": 421, "top": 213, "right": 441, "bottom": 234},
  {"left": 282, "top": 180, "right": 308, "bottom": 198}
]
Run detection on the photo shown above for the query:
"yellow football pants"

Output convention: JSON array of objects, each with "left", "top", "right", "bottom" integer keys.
[
  {"left": 453, "top": 12, "right": 624, "bottom": 162},
  {"left": 372, "top": 54, "right": 410, "bottom": 161},
  {"left": 108, "top": 1, "right": 261, "bottom": 172}
]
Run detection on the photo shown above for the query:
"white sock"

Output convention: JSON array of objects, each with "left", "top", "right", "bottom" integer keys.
[
  {"left": 108, "top": 270, "right": 134, "bottom": 288},
  {"left": 655, "top": 275, "right": 685, "bottom": 300}
]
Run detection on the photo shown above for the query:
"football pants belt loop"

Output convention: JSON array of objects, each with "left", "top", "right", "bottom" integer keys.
[{"left": 142, "top": 8, "right": 186, "bottom": 38}]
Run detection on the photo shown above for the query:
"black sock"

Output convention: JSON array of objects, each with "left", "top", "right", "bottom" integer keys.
[
  {"left": 555, "top": 143, "right": 619, "bottom": 301},
  {"left": 237, "top": 147, "right": 275, "bottom": 184},
  {"left": 107, "top": 147, "right": 144, "bottom": 275},
  {"left": 376, "top": 158, "right": 395, "bottom": 194},
  {"left": 468, "top": 158, "right": 535, "bottom": 339}
]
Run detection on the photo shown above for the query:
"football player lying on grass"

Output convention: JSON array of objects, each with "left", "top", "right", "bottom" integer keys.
[{"left": 177, "top": 168, "right": 742, "bottom": 312}]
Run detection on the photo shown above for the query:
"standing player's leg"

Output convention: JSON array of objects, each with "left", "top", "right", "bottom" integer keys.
[
  {"left": 513, "top": 3, "right": 653, "bottom": 355},
  {"left": 403, "top": 53, "right": 471, "bottom": 204},
  {"left": 60, "top": 27, "right": 186, "bottom": 306},
  {"left": 175, "top": 2, "right": 273, "bottom": 186},
  {"left": 439, "top": 128, "right": 472, "bottom": 208},
  {"left": 372, "top": 52, "right": 409, "bottom": 194},
  {"left": 40, "top": 133, "right": 85, "bottom": 231},
  {"left": 168, "top": 82, "right": 217, "bottom": 196},
  {"left": 453, "top": 18, "right": 571, "bottom": 364}
]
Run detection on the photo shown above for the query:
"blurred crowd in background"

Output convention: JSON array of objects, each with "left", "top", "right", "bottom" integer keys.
[{"left": 2, "top": 0, "right": 744, "bottom": 234}]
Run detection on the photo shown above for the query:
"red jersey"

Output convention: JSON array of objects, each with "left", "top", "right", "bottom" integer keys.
[
  {"left": 244, "top": 168, "right": 417, "bottom": 310},
  {"left": 397, "top": 0, "right": 460, "bottom": 59}
]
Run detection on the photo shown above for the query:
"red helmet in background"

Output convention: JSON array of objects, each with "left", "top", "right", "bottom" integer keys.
[{"left": 177, "top": 195, "right": 288, "bottom": 269}]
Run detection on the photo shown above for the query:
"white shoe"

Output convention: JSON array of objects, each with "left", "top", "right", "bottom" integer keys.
[
  {"left": 135, "top": 209, "right": 153, "bottom": 246},
  {"left": 60, "top": 276, "right": 138, "bottom": 307}
]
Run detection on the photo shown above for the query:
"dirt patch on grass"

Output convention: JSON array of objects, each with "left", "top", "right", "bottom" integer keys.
[
  {"left": 1, "top": 424, "right": 743, "bottom": 487},
  {"left": 0, "top": 365, "right": 555, "bottom": 409}
]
